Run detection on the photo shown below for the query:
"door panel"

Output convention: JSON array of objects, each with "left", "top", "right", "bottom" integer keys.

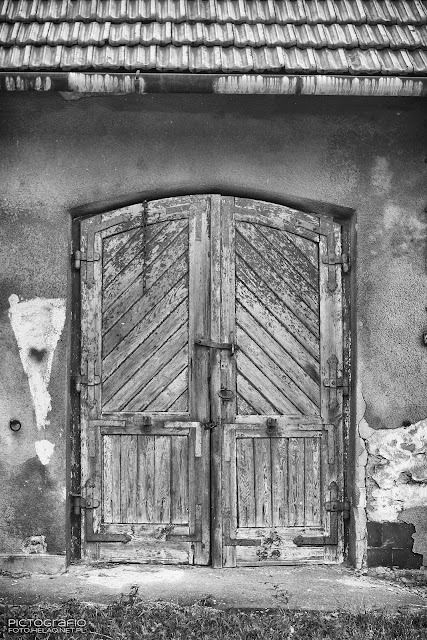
[
  {"left": 78, "top": 195, "right": 346, "bottom": 566},
  {"left": 79, "top": 197, "right": 210, "bottom": 564},
  {"left": 220, "top": 197, "right": 345, "bottom": 566}
]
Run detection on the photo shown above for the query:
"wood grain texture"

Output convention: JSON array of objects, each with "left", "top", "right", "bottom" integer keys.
[{"left": 236, "top": 438, "right": 255, "bottom": 528}]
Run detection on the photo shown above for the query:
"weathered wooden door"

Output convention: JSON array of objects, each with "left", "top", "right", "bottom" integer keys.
[{"left": 78, "top": 195, "right": 347, "bottom": 566}]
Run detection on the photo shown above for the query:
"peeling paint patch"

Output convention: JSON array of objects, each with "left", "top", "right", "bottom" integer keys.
[
  {"left": 35, "top": 440, "right": 55, "bottom": 466},
  {"left": 365, "top": 419, "right": 427, "bottom": 522},
  {"left": 8, "top": 295, "right": 66, "bottom": 429}
]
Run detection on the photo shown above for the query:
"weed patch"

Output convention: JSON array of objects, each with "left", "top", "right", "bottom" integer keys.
[{"left": 1, "top": 597, "right": 426, "bottom": 639}]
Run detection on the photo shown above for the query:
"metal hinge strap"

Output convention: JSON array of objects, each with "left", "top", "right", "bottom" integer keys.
[
  {"left": 325, "top": 500, "right": 350, "bottom": 514},
  {"left": 74, "top": 250, "right": 100, "bottom": 270},
  {"left": 322, "top": 253, "right": 350, "bottom": 272}
]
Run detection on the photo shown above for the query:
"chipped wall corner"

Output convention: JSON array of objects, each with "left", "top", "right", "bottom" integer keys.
[{"left": 356, "top": 386, "right": 427, "bottom": 568}]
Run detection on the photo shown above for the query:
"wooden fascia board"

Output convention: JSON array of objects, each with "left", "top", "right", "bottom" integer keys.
[{"left": 0, "top": 72, "right": 426, "bottom": 97}]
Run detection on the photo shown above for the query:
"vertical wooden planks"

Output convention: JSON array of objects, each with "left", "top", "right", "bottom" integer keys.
[
  {"left": 171, "top": 436, "right": 189, "bottom": 524},
  {"left": 136, "top": 435, "right": 155, "bottom": 523},
  {"left": 254, "top": 438, "right": 272, "bottom": 527},
  {"left": 154, "top": 436, "right": 171, "bottom": 523},
  {"left": 271, "top": 437, "right": 288, "bottom": 527},
  {"left": 210, "top": 194, "right": 223, "bottom": 566},
  {"left": 304, "top": 436, "right": 321, "bottom": 526},
  {"left": 236, "top": 438, "right": 255, "bottom": 527},
  {"left": 102, "top": 435, "right": 121, "bottom": 523},
  {"left": 188, "top": 197, "right": 211, "bottom": 564},
  {"left": 120, "top": 436, "right": 137, "bottom": 523},
  {"left": 288, "top": 437, "right": 305, "bottom": 526},
  {"left": 220, "top": 196, "right": 237, "bottom": 566}
]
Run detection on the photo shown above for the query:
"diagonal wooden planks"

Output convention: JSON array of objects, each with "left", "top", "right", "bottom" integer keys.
[
  {"left": 101, "top": 217, "right": 190, "bottom": 414},
  {"left": 235, "top": 218, "right": 321, "bottom": 417}
]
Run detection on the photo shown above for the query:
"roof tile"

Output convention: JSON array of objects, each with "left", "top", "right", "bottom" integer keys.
[
  {"left": 172, "top": 22, "right": 206, "bottom": 46},
  {"left": 203, "top": 22, "right": 235, "bottom": 46},
  {"left": 234, "top": 23, "right": 266, "bottom": 47},
  {"left": 264, "top": 23, "right": 297, "bottom": 46},
  {"left": 109, "top": 22, "right": 141, "bottom": 44},
  {"left": 126, "top": 0, "right": 154, "bottom": 22},
  {"left": 245, "top": 0, "right": 277, "bottom": 24},
  {"left": 388, "top": 24, "right": 421, "bottom": 48},
  {"left": 67, "top": 0, "right": 101, "bottom": 23},
  {"left": 96, "top": 0, "right": 129, "bottom": 22},
  {"left": 303, "top": 0, "right": 337, "bottom": 24},
  {"left": 16, "top": 21, "right": 52, "bottom": 45},
  {"left": 141, "top": 21, "right": 172, "bottom": 44},
  {"left": 35, "top": 0, "right": 69, "bottom": 23},
  {"left": 274, "top": 0, "right": 307, "bottom": 25},
  {"left": 10, "top": 0, "right": 42, "bottom": 22},
  {"left": 391, "top": 0, "right": 427, "bottom": 24},
  {"left": 188, "top": 44, "right": 222, "bottom": 71},
  {"left": 362, "top": 1, "right": 398, "bottom": 24},
  {"left": 409, "top": 48, "right": 427, "bottom": 73},
  {"left": 186, "top": 0, "right": 217, "bottom": 22},
  {"left": 92, "top": 43, "right": 126, "bottom": 67},
  {"left": 124, "top": 43, "right": 157, "bottom": 68},
  {"left": 323, "top": 23, "right": 359, "bottom": 48},
  {"left": 280, "top": 46, "right": 317, "bottom": 72},
  {"left": 0, "top": 44, "right": 32, "bottom": 68},
  {"left": 47, "top": 22, "right": 78, "bottom": 46},
  {"left": 78, "top": 21, "right": 111, "bottom": 45},
  {"left": 377, "top": 47, "right": 414, "bottom": 73},
  {"left": 61, "top": 44, "right": 94, "bottom": 68},
  {"left": 356, "top": 24, "right": 391, "bottom": 48},
  {"left": 0, "top": 0, "right": 425, "bottom": 76},
  {"left": 252, "top": 45, "right": 285, "bottom": 70},
  {"left": 157, "top": 44, "right": 189, "bottom": 69},
  {"left": 0, "top": 22, "right": 15, "bottom": 46},
  {"left": 346, "top": 48, "right": 383, "bottom": 73},
  {"left": 221, "top": 45, "right": 254, "bottom": 70},
  {"left": 29, "top": 44, "right": 62, "bottom": 68},
  {"left": 313, "top": 46, "right": 349, "bottom": 72},
  {"left": 216, "top": 0, "right": 248, "bottom": 24},
  {"left": 333, "top": 0, "right": 366, "bottom": 24},
  {"left": 295, "top": 24, "right": 327, "bottom": 47}
]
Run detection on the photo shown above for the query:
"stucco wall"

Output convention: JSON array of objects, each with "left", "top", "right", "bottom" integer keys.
[{"left": 0, "top": 92, "right": 426, "bottom": 565}]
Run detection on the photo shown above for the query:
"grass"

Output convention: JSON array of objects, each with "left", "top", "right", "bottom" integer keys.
[{"left": 1, "top": 594, "right": 427, "bottom": 640}]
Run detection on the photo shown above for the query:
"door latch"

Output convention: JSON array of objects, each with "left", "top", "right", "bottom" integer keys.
[
  {"left": 218, "top": 388, "right": 234, "bottom": 401},
  {"left": 203, "top": 421, "right": 218, "bottom": 431},
  {"left": 195, "top": 336, "right": 239, "bottom": 355}
]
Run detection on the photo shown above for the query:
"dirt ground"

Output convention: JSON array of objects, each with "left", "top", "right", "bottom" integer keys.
[{"left": 1, "top": 564, "right": 427, "bottom": 611}]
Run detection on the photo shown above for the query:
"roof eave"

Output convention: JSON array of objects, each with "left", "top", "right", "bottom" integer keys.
[{"left": 0, "top": 72, "right": 426, "bottom": 97}]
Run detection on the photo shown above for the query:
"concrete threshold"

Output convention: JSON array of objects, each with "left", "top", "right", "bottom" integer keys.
[{"left": 1, "top": 564, "right": 427, "bottom": 611}]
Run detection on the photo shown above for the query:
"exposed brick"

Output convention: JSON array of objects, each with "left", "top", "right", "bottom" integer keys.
[
  {"left": 367, "top": 547, "right": 393, "bottom": 567},
  {"left": 382, "top": 522, "right": 415, "bottom": 549},
  {"left": 367, "top": 521, "right": 383, "bottom": 548},
  {"left": 392, "top": 548, "right": 423, "bottom": 569}
]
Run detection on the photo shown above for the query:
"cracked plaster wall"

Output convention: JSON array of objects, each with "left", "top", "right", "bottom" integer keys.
[{"left": 0, "top": 93, "right": 426, "bottom": 565}]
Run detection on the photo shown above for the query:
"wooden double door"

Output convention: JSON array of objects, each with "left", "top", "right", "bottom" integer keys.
[{"left": 78, "top": 195, "right": 346, "bottom": 566}]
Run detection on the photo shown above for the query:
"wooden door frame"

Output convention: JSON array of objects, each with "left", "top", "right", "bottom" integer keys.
[{"left": 68, "top": 194, "right": 355, "bottom": 566}]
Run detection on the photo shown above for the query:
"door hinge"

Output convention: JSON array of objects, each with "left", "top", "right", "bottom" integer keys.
[
  {"left": 73, "top": 250, "right": 100, "bottom": 270},
  {"left": 70, "top": 494, "right": 100, "bottom": 516},
  {"left": 293, "top": 482, "right": 346, "bottom": 547},
  {"left": 71, "top": 493, "right": 131, "bottom": 543},
  {"left": 323, "top": 377, "right": 349, "bottom": 395},
  {"left": 323, "top": 354, "right": 348, "bottom": 409},
  {"left": 75, "top": 374, "right": 101, "bottom": 393},
  {"left": 322, "top": 253, "right": 350, "bottom": 272},
  {"left": 325, "top": 499, "right": 350, "bottom": 519}
]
